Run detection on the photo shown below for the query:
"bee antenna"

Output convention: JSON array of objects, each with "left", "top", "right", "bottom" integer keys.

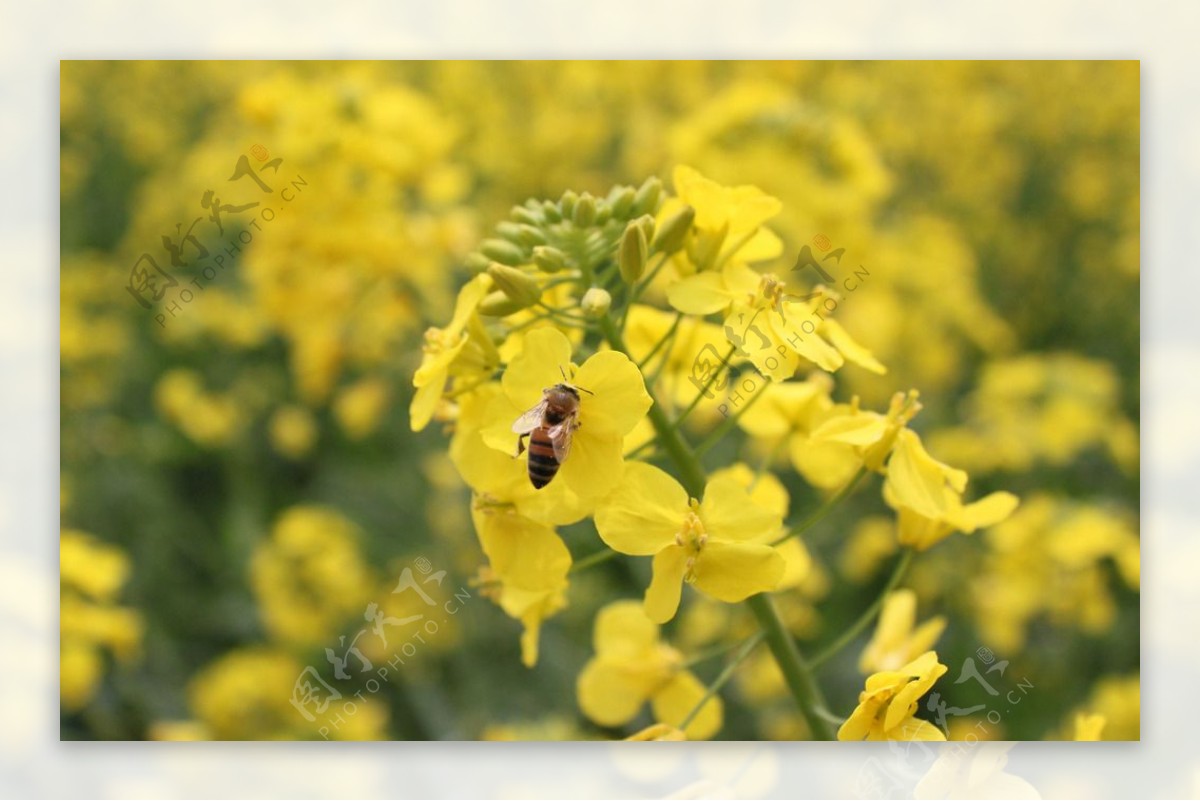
[{"left": 558, "top": 364, "right": 592, "bottom": 394}]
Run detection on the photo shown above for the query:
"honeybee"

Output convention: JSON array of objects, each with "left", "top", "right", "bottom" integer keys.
[{"left": 512, "top": 379, "right": 591, "bottom": 489}]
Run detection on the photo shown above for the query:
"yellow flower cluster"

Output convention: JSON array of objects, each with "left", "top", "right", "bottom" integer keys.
[
  {"left": 60, "top": 61, "right": 1137, "bottom": 742},
  {"left": 60, "top": 531, "right": 143, "bottom": 711},
  {"left": 415, "top": 167, "right": 1019, "bottom": 740}
]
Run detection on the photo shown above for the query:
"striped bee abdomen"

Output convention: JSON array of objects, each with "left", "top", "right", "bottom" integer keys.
[{"left": 526, "top": 428, "right": 561, "bottom": 488}]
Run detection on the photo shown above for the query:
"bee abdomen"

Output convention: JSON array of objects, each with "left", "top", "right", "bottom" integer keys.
[{"left": 527, "top": 430, "right": 560, "bottom": 489}]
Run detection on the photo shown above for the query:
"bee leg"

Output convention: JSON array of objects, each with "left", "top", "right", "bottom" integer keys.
[{"left": 516, "top": 433, "right": 529, "bottom": 457}]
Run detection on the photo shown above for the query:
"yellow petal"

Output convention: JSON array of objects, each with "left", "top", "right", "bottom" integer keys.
[
  {"left": 789, "top": 435, "right": 862, "bottom": 490},
  {"left": 708, "top": 463, "right": 789, "bottom": 520},
  {"left": 593, "top": 600, "right": 661, "bottom": 659},
  {"left": 572, "top": 349, "right": 653, "bottom": 437},
  {"left": 625, "top": 723, "right": 686, "bottom": 741},
  {"left": 734, "top": 226, "right": 784, "bottom": 263},
  {"left": 769, "top": 313, "right": 843, "bottom": 374},
  {"left": 775, "top": 538, "right": 812, "bottom": 590},
  {"left": 810, "top": 410, "right": 889, "bottom": 448},
  {"left": 644, "top": 546, "right": 689, "bottom": 623},
  {"left": 885, "top": 429, "right": 956, "bottom": 519},
  {"left": 471, "top": 507, "right": 570, "bottom": 592},
  {"left": 894, "top": 717, "right": 947, "bottom": 741},
  {"left": 409, "top": 377, "right": 444, "bottom": 432},
  {"left": 947, "top": 491, "right": 1020, "bottom": 533},
  {"left": 691, "top": 542, "right": 785, "bottom": 602},
  {"left": 652, "top": 670, "right": 723, "bottom": 741},
  {"left": 594, "top": 462, "right": 688, "bottom": 556},
  {"left": 577, "top": 660, "right": 652, "bottom": 727},
  {"left": 822, "top": 319, "right": 887, "bottom": 375},
  {"left": 502, "top": 327, "right": 574, "bottom": 409},
  {"left": 556, "top": 427, "right": 625, "bottom": 500},
  {"left": 446, "top": 273, "right": 492, "bottom": 334},
  {"left": 699, "top": 475, "right": 784, "bottom": 543},
  {"left": 667, "top": 272, "right": 733, "bottom": 316}
]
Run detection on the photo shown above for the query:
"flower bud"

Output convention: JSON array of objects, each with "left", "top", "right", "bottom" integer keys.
[
  {"left": 487, "top": 262, "right": 542, "bottom": 308},
  {"left": 619, "top": 222, "right": 648, "bottom": 284},
  {"left": 572, "top": 192, "right": 597, "bottom": 226},
  {"left": 511, "top": 204, "right": 542, "bottom": 226},
  {"left": 632, "top": 176, "right": 663, "bottom": 216},
  {"left": 495, "top": 221, "right": 524, "bottom": 242},
  {"left": 533, "top": 245, "right": 568, "bottom": 273},
  {"left": 633, "top": 213, "right": 656, "bottom": 244},
  {"left": 580, "top": 287, "right": 612, "bottom": 317},
  {"left": 559, "top": 190, "right": 579, "bottom": 219},
  {"left": 480, "top": 238, "right": 526, "bottom": 266},
  {"left": 542, "top": 200, "right": 562, "bottom": 222},
  {"left": 607, "top": 186, "right": 636, "bottom": 219},
  {"left": 464, "top": 252, "right": 492, "bottom": 273},
  {"left": 516, "top": 224, "right": 547, "bottom": 247},
  {"left": 592, "top": 202, "right": 611, "bottom": 226},
  {"left": 478, "top": 290, "right": 528, "bottom": 317},
  {"left": 651, "top": 204, "right": 695, "bottom": 255}
]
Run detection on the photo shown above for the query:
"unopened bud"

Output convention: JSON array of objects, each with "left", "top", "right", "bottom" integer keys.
[
  {"left": 511, "top": 203, "right": 542, "bottom": 226},
  {"left": 464, "top": 252, "right": 492, "bottom": 273},
  {"left": 608, "top": 186, "right": 636, "bottom": 219},
  {"left": 559, "top": 190, "right": 579, "bottom": 219},
  {"left": 633, "top": 213, "right": 656, "bottom": 245},
  {"left": 542, "top": 200, "right": 562, "bottom": 222},
  {"left": 580, "top": 287, "right": 612, "bottom": 317},
  {"left": 632, "top": 176, "right": 663, "bottom": 216},
  {"left": 478, "top": 290, "right": 529, "bottom": 317},
  {"left": 486, "top": 263, "right": 541, "bottom": 308},
  {"left": 533, "top": 245, "right": 568, "bottom": 273},
  {"left": 651, "top": 204, "right": 695, "bottom": 255},
  {"left": 480, "top": 238, "right": 526, "bottom": 266},
  {"left": 619, "top": 223, "right": 648, "bottom": 284},
  {"left": 572, "top": 192, "right": 597, "bottom": 227}
]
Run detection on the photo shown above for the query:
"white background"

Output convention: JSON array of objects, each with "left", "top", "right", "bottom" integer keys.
[{"left": 2, "top": 0, "right": 1193, "bottom": 797}]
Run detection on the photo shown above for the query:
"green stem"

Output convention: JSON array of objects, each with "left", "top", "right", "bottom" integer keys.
[
  {"left": 678, "top": 631, "right": 765, "bottom": 731},
  {"left": 569, "top": 548, "right": 618, "bottom": 575},
  {"left": 636, "top": 311, "right": 683, "bottom": 371},
  {"left": 682, "top": 636, "right": 752, "bottom": 669},
  {"left": 808, "top": 548, "right": 914, "bottom": 670},
  {"left": 622, "top": 252, "right": 670, "bottom": 328},
  {"left": 672, "top": 345, "right": 737, "bottom": 433},
  {"left": 772, "top": 466, "right": 870, "bottom": 546},
  {"left": 745, "top": 593, "right": 836, "bottom": 740},
  {"left": 693, "top": 378, "right": 770, "bottom": 458}
]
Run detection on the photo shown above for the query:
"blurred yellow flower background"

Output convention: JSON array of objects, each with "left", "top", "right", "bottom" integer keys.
[{"left": 60, "top": 60, "right": 1137, "bottom": 741}]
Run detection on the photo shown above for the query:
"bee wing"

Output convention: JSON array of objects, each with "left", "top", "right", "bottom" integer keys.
[
  {"left": 511, "top": 400, "right": 549, "bottom": 434},
  {"left": 547, "top": 413, "right": 578, "bottom": 463}
]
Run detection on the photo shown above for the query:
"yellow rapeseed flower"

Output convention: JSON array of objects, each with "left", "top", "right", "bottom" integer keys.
[
  {"left": 410, "top": 273, "right": 496, "bottom": 431},
  {"left": 577, "top": 601, "right": 721, "bottom": 740},
  {"left": 594, "top": 461, "right": 785, "bottom": 623},
  {"left": 481, "top": 328, "right": 652, "bottom": 501},
  {"left": 858, "top": 589, "right": 946, "bottom": 673},
  {"left": 838, "top": 651, "right": 948, "bottom": 741},
  {"left": 470, "top": 503, "right": 571, "bottom": 667}
]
